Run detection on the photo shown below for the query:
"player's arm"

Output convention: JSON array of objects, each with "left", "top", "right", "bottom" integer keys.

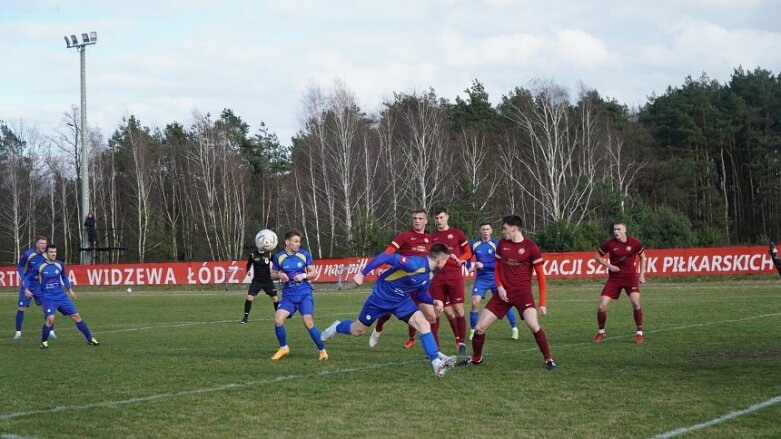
[
  {"left": 455, "top": 240, "right": 472, "bottom": 265},
  {"left": 23, "top": 268, "right": 38, "bottom": 297},
  {"left": 533, "top": 261, "right": 547, "bottom": 316},
  {"left": 637, "top": 247, "right": 647, "bottom": 284},
  {"left": 245, "top": 254, "right": 253, "bottom": 273},
  {"left": 494, "top": 256, "right": 508, "bottom": 302},
  {"left": 414, "top": 283, "right": 440, "bottom": 311},
  {"left": 59, "top": 262, "right": 76, "bottom": 298},
  {"left": 17, "top": 251, "right": 26, "bottom": 279},
  {"left": 270, "top": 258, "right": 288, "bottom": 282},
  {"left": 594, "top": 250, "right": 617, "bottom": 272}
]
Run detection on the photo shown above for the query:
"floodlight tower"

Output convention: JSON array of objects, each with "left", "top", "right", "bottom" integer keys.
[{"left": 64, "top": 32, "right": 97, "bottom": 264}]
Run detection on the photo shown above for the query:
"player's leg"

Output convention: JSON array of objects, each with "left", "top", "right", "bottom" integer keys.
[
  {"left": 469, "top": 291, "right": 483, "bottom": 341},
  {"left": 39, "top": 302, "right": 57, "bottom": 348},
  {"left": 299, "top": 296, "right": 326, "bottom": 359},
  {"left": 449, "top": 279, "right": 467, "bottom": 354},
  {"left": 15, "top": 287, "right": 31, "bottom": 339},
  {"left": 521, "top": 306, "right": 555, "bottom": 370},
  {"left": 594, "top": 282, "right": 618, "bottom": 343},
  {"left": 59, "top": 297, "right": 98, "bottom": 345},
  {"left": 465, "top": 301, "right": 501, "bottom": 365},
  {"left": 271, "top": 300, "right": 293, "bottom": 360},
  {"left": 628, "top": 290, "right": 643, "bottom": 343},
  {"left": 264, "top": 283, "right": 280, "bottom": 312},
  {"left": 241, "top": 282, "right": 259, "bottom": 323},
  {"left": 428, "top": 277, "right": 447, "bottom": 350},
  {"left": 405, "top": 309, "right": 456, "bottom": 376},
  {"left": 322, "top": 297, "right": 385, "bottom": 341}
]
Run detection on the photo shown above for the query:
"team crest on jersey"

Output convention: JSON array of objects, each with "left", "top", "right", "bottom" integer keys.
[
  {"left": 263, "top": 257, "right": 269, "bottom": 264},
  {"left": 488, "top": 249, "right": 493, "bottom": 254},
  {"left": 297, "top": 262, "right": 303, "bottom": 268},
  {"left": 518, "top": 248, "right": 525, "bottom": 255},
  {"left": 424, "top": 238, "right": 429, "bottom": 243},
  {"left": 626, "top": 245, "right": 632, "bottom": 251},
  {"left": 447, "top": 234, "right": 453, "bottom": 240},
  {"left": 55, "top": 269, "right": 60, "bottom": 274}
]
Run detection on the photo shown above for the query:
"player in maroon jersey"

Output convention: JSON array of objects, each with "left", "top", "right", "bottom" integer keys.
[
  {"left": 592, "top": 222, "right": 647, "bottom": 344},
  {"left": 462, "top": 215, "right": 556, "bottom": 370},
  {"left": 429, "top": 207, "right": 472, "bottom": 354},
  {"left": 368, "top": 209, "right": 435, "bottom": 349}
]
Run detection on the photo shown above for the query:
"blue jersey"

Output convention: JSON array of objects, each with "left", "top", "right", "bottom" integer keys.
[
  {"left": 470, "top": 237, "right": 498, "bottom": 281},
  {"left": 272, "top": 249, "right": 314, "bottom": 297},
  {"left": 361, "top": 253, "right": 435, "bottom": 305},
  {"left": 17, "top": 248, "right": 46, "bottom": 291},
  {"left": 24, "top": 259, "right": 72, "bottom": 298}
]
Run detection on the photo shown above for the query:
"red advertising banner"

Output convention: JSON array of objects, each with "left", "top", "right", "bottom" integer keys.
[{"left": 0, "top": 246, "right": 775, "bottom": 288}]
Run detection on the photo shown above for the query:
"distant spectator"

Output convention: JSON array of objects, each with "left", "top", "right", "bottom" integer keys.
[
  {"left": 770, "top": 241, "right": 781, "bottom": 277},
  {"left": 84, "top": 211, "right": 97, "bottom": 248}
]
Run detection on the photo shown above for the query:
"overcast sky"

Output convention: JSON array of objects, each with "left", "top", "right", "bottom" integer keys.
[{"left": 1, "top": 0, "right": 779, "bottom": 144}]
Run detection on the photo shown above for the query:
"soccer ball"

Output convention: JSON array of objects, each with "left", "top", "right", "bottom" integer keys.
[{"left": 255, "top": 229, "right": 278, "bottom": 252}]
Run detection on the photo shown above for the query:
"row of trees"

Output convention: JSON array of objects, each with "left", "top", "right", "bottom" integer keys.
[{"left": 1, "top": 67, "right": 779, "bottom": 264}]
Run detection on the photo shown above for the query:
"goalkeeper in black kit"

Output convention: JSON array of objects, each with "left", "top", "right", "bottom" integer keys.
[
  {"left": 771, "top": 241, "right": 781, "bottom": 277},
  {"left": 240, "top": 250, "right": 278, "bottom": 324}
]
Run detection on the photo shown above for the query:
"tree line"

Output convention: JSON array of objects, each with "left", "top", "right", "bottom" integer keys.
[{"left": 1, "top": 66, "right": 779, "bottom": 264}]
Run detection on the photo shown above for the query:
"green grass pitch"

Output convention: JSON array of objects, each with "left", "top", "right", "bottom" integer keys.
[{"left": 1, "top": 279, "right": 780, "bottom": 438}]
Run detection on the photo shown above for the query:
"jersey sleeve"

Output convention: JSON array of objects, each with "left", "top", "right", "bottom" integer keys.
[
  {"left": 304, "top": 250, "right": 314, "bottom": 267},
  {"left": 58, "top": 261, "right": 72, "bottom": 290},
  {"left": 362, "top": 253, "right": 399, "bottom": 275},
  {"left": 17, "top": 251, "right": 27, "bottom": 278},
  {"left": 271, "top": 254, "right": 280, "bottom": 271},
  {"left": 390, "top": 232, "right": 406, "bottom": 250},
  {"left": 414, "top": 279, "right": 435, "bottom": 305},
  {"left": 530, "top": 242, "right": 543, "bottom": 266},
  {"left": 597, "top": 241, "right": 610, "bottom": 257}
]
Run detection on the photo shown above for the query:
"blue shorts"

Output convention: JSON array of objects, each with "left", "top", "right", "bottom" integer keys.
[
  {"left": 18, "top": 287, "right": 42, "bottom": 308},
  {"left": 471, "top": 277, "right": 497, "bottom": 299},
  {"left": 42, "top": 294, "right": 78, "bottom": 317},
  {"left": 357, "top": 294, "right": 419, "bottom": 326},
  {"left": 278, "top": 294, "right": 315, "bottom": 316}
]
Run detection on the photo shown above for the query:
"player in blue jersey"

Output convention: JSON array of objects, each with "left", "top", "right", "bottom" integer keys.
[
  {"left": 468, "top": 223, "right": 518, "bottom": 341},
  {"left": 14, "top": 235, "right": 57, "bottom": 341},
  {"left": 269, "top": 229, "right": 327, "bottom": 361},
  {"left": 320, "top": 243, "right": 458, "bottom": 377},
  {"left": 23, "top": 244, "right": 100, "bottom": 349}
]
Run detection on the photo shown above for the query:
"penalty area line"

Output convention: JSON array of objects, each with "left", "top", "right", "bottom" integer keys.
[
  {"left": 0, "top": 360, "right": 419, "bottom": 422},
  {"left": 650, "top": 395, "right": 781, "bottom": 439}
]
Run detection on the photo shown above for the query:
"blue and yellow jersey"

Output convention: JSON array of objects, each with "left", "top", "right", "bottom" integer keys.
[
  {"left": 272, "top": 249, "right": 314, "bottom": 296},
  {"left": 24, "top": 260, "right": 71, "bottom": 298},
  {"left": 17, "top": 248, "right": 46, "bottom": 288},
  {"left": 361, "top": 253, "right": 435, "bottom": 305},
  {"left": 470, "top": 237, "right": 498, "bottom": 280}
]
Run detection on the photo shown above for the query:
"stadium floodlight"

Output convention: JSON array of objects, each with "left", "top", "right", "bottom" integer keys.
[
  {"left": 64, "top": 36, "right": 71, "bottom": 48},
  {"left": 63, "top": 31, "right": 98, "bottom": 264}
]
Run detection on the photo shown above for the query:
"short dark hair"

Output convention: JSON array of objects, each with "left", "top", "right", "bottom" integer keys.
[
  {"left": 613, "top": 221, "right": 626, "bottom": 228},
  {"left": 412, "top": 209, "right": 427, "bottom": 216},
  {"left": 35, "top": 235, "right": 47, "bottom": 243},
  {"left": 45, "top": 244, "right": 57, "bottom": 251},
  {"left": 429, "top": 243, "right": 450, "bottom": 256},
  {"left": 502, "top": 215, "right": 523, "bottom": 228},
  {"left": 284, "top": 229, "right": 302, "bottom": 240},
  {"left": 432, "top": 207, "right": 448, "bottom": 216},
  {"left": 479, "top": 222, "right": 492, "bottom": 228}
]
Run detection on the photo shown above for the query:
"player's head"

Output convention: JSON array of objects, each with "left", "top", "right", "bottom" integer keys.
[
  {"left": 428, "top": 243, "right": 451, "bottom": 270},
  {"left": 35, "top": 235, "right": 48, "bottom": 252},
  {"left": 479, "top": 222, "right": 492, "bottom": 239},
  {"left": 284, "top": 229, "right": 302, "bottom": 252},
  {"left": 501, "top": 215, "right": 523, "bottom": 240},
  {"left": 44, "top": 243, "right": 57, "bottom": 261},
  {"left": 432, "top": 207, "right": 449, "bottom": 230},
  {"left": 612, "top": 222, "right": 627, "bottom": 240},
  {"left": 411, "top": 209, "right": 428, "bottom": 232}
]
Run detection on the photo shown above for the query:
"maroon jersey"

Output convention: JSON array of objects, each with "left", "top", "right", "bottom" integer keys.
[
  {"left": 495, "top": 238, "right": 543, "bottom": 298},
  {"left": 391, "top": 230, "right": 432, "bottom": 256},
  {"left": 430, "top": 227, "right": 469, "bottom": 277},
  {"left": 598, "top": 237, "right": 644, "bottom": 280}
]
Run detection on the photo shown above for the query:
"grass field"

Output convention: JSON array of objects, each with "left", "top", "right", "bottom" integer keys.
[{"left": 2, "top": 279, "right": 780, "bottom": 439}]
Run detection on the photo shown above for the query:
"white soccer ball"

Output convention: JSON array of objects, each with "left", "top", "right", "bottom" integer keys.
[
  {"left": 255, "top": 229, "right": 278, "bottom": 252},
  {"left": 127, "top": 288, "right": 132, "bottom": 294}
]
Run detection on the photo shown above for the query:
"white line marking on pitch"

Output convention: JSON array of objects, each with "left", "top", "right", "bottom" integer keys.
[
  {"left": 0, "top": 360, "right": 418, "bottom": 422},
  {"left": 651, "top": 395, "right": 781, "bottom": 438}
]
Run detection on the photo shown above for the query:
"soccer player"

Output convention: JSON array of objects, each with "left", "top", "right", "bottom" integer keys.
[
  {"left": 369, "top": 209, "right": 433, "bottom": 349},
  {"left": 592, "top": 222, "right": 647, "bottom": 344},
  {"left": 463, "top": 215, "right": 556, "bottom": 370},
  {"left": 13, "top": 235, "right": 56, "bottom": 341},
  {"left": 430, "top": 207, "right": 472, "bottom": 354},
  {"left": 771, "top": 241, "right": 781, "bottom": 277},
  {"left": 320, "top": 243, "right": 458, "bottom": 377},
  {"left": 468, "top": 223, "right": 519, "bottom": 341},
  {"left": 23, "top": 244, "right": 99, "bottom": 349},
  {"left": 269, "top": 229, "right": 327, "bottom": 361},
  {"left": 240, "top": 248, "right": 278, "bottom": 324}
]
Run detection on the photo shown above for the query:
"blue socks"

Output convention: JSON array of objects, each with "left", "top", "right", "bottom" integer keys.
[
  {"left": 336, "top": 320, "right": 353, "bottom": 334},
  {"left": 420, "top": 332, "right": 439, "bottom": 361},
  {"left": 76, "top": 320, "right": 92, "bottom": 340},
  {"left": 507, "top": 309, "right": 518, "bottom": 328},
  {"left": 470, "top": 311, "right": 478, "bottom": 329},
  {"left": 274, "top": 325, "right": 287, "bottom": 347},
  {"left": 308, "top": 327, "right": 324, "bottom": 350},
  {"left": 16, "top": 311, "right": 24, "bottom": 331},
  {"left": 41, "top": 324, "right": 52, "bottom": 342}
]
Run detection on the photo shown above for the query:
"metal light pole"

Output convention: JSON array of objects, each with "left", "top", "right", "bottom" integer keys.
[{"left": 64, "top": 32, "right": 97, "bottom": 264}]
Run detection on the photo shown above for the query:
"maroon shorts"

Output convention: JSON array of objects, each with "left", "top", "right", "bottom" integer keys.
[
  {"left": 430, "top": 275, "right": 465, "bottom": 307},
  {"left": 600, "top": 278, "right": 640, "bottom": 300},
  {"left": 485, "top": 291, "right": 535, "bottom": 320}
]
